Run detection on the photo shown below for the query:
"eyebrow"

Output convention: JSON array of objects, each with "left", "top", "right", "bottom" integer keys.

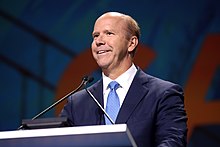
[{"left": 92, "top": 31, "right": 99, "bottom": 37}]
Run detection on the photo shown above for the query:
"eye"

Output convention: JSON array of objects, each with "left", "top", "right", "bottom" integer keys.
[
  {"left": 92, "top": 33, "right": 99, "bottom": 39},
  {"left": 106, "top": 31, "right": 114, "bottom": 36}
]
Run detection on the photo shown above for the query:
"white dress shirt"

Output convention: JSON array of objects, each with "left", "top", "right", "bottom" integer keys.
[{"left": 102, "top": 64, "right": 138, "bottom": 109}]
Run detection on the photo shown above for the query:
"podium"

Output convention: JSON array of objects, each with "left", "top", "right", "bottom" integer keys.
[{"left": 0, "top": 124, "right": 137, "bottom": 147}]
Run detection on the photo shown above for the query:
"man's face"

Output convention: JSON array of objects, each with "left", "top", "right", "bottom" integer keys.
[{"left": 91, "top": 15, "right": 131, "bottom": 73}]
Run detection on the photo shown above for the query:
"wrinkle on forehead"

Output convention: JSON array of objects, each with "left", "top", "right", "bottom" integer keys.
[
  {"left": 93, "top": 12, "right": 131, "bottom": 40},
  {"left": 97, "top": 21, "right": 127, "bottom": 40},
  {"left": 95, "top": 12, "right": 128, "bottom": 26}
]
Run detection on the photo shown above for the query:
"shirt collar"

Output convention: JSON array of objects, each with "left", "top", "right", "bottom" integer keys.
[{"left": 102, "top": 64, "right": 137, "bottom": 90}]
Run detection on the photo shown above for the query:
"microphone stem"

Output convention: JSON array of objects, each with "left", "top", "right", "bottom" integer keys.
[{"left": 86, "top": 89, "right": 115, "bottom": 125}]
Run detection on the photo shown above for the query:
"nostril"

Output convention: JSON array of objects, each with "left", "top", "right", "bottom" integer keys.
[{"left": 96, "top": 40, "right": 105, "bottom": 46}]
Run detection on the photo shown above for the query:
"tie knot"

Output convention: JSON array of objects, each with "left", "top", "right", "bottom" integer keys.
[{"left": 108, "top": 81, "right": 119, "bottom": 90}]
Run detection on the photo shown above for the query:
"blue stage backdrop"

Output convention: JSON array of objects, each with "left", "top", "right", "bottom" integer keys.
[{"left": 0, "top": 0, "right": 220, "bottom": 146}]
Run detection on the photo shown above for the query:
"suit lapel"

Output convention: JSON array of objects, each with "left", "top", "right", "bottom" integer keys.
[
  {"left": 87, "top": 70, "right": 149, "bottom": 124},
  {"left": 116, "top": 69, "right": 149, "bottom": 123},
  {"left": 87, "top": 79, "right": 105, "bottom": 124},
  {"left": 88, "top": 79, "right": 104, "bottom": 109}
]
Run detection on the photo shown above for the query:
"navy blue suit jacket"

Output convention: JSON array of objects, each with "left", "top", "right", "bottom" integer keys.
[{"left": 60, "top": 69, "right": 187, "bottom": 147}]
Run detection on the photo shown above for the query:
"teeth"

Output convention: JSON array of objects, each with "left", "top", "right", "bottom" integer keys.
[{"left": 97, "top": 50, "right": 108, "bottom": 54}]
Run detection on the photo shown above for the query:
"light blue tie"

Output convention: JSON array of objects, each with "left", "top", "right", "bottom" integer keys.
[{"left": 105, "top": 81, "right": 120, "bottom": 125}]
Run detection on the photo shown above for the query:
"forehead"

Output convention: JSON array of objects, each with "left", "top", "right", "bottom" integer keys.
[{"left": 93, "top": 15, "right": 127, "bottom": 31}]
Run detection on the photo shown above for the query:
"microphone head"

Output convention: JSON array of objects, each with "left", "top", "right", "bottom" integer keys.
[{"left": 83, "top": 76, "right": 94, "bottom": 84}]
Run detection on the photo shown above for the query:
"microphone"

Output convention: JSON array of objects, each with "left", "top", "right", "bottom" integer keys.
[
  {"left": 85, "top": 88, "right": 115, "bottom": 125},
  {"left": 18, "top": 75, "right": 94, "bottom": 130},
  {"left": 83, "top": 76, "right": 94, "bottom": 86}
]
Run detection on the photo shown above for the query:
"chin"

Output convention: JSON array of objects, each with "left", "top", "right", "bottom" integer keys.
[{"left": 97, "top": 63, "right": 110, "bottom": 70}]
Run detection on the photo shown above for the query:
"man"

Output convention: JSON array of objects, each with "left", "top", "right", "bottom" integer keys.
[{"left": 60, "top": 12, "right": 187, "bottom": 146}]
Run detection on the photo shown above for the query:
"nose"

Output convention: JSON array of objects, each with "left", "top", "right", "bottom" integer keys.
[{"left": 95, "top": 35, "right": 105, "bottom": 46}]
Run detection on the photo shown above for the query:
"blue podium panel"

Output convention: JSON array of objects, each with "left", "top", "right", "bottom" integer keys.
[{"left": 0, "top": 124, "right": 137, "bottom": 147}]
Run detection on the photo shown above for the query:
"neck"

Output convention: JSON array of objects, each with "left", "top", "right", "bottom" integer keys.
[{"left": 103, "top": 62, "right": 133, "bottom": 80}]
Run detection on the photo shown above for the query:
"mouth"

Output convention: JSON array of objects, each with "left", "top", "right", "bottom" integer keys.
[{"left": 97, "top": 50, "right": 111, "bottom": 54}]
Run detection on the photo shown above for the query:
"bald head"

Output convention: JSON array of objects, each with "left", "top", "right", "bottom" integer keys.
[{"left": 96, "top": 12, "right": 141, "bottom": 40}]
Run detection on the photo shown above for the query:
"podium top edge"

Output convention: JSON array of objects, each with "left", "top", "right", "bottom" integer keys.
[{"left": 0, "top": 124, "right": 128, "bottom": 139}]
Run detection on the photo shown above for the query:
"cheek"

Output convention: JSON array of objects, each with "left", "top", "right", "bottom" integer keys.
[
  {"left": 91, "top": 41, "right": 95, "bottom": 48},
  {"left": 91, "top": 50, "right": 96, "bottom": 59},
  {"left": 91, "top": 43, "right": 96, "bottom": 53}
]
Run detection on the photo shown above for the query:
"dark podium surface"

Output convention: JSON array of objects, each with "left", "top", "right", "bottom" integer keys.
[{"left": 0, "top": 124, "right": 137, "bottom": 147}]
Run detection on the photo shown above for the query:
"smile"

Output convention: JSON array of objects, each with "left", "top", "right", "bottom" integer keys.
[{"left": 97, "top": 50, "right": 111, "bottom": 54}]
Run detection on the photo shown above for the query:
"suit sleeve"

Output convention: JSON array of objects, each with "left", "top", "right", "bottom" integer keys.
[
  {"left": 155, "top": 84, "right": 188, "bottom": 147},
  {"left": 59, "top": 96, "right": 75, "bottom": 126}
]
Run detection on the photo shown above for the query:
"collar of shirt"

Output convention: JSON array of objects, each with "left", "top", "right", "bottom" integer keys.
[{"left": 102, "top": 64, "right": 138, "bottom": 108}]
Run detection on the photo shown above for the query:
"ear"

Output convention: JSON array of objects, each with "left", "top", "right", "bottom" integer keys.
[{"left": 128, "top": 36, "right": 138, "bottom": 52}]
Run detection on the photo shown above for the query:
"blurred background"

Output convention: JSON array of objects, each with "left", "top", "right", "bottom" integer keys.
[{"left": 0, "top": 0, "right": 220, "bottom": 146}]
